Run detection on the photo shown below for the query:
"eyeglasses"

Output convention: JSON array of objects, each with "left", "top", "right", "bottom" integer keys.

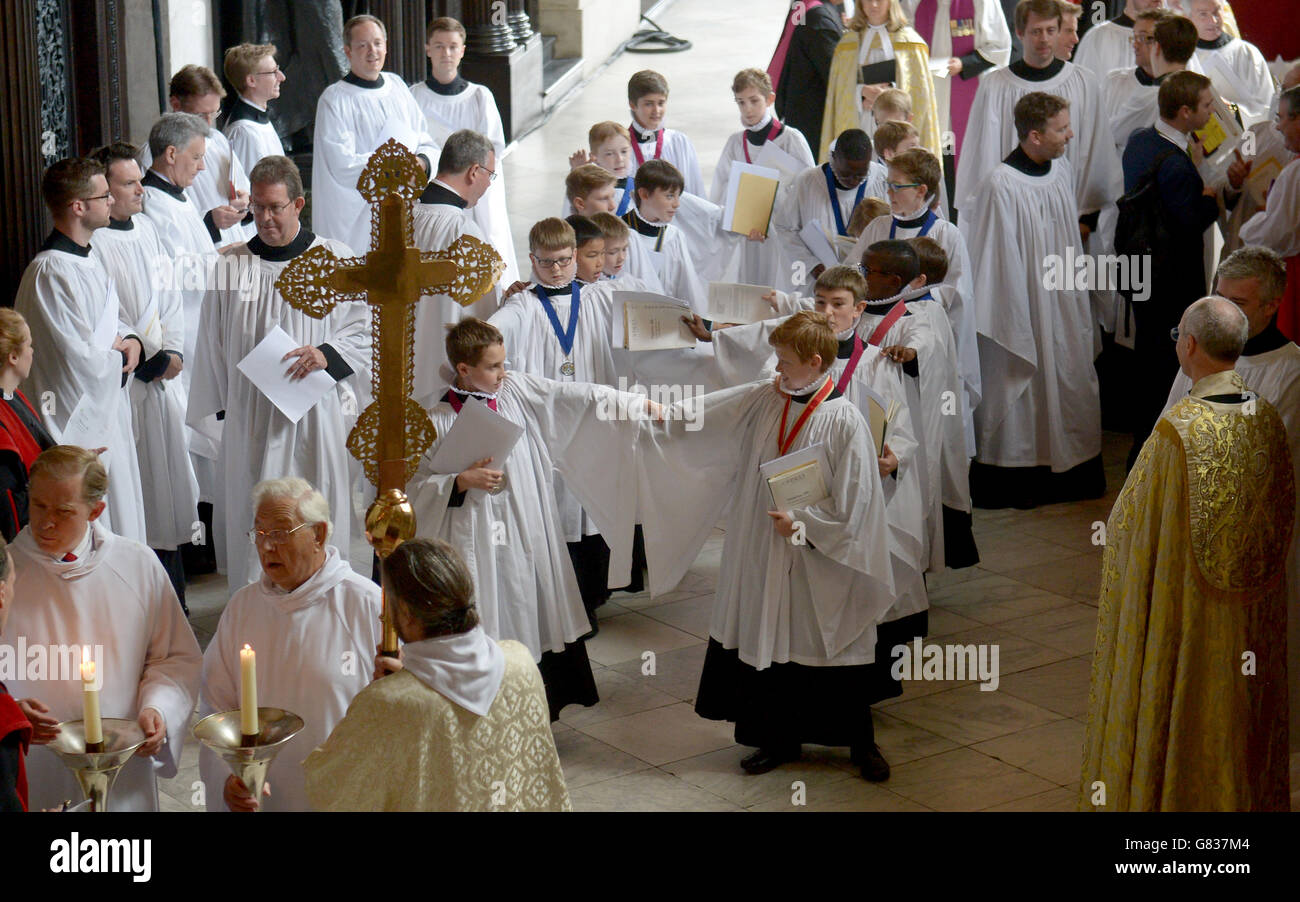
[
  {"left": 80, "top": 193, "right": 112, "bottom": 203},
  {"left": 248, "top": 522, "right": 316, "bottom": 546},
  {"left": 1170, "top": 326, "right": 1181, "bottom": 342},
  {"left": 886, "top": 182, "right": 922, "bottom": 191},
  {"left": 1131, "top": 35, "right": 1155, "bottom": 45},
  {"left": 250, "top": 200, "right": 294, "bottom": 216},
  {"left": 476, "top": 163, "right": 497, "bottom": 183},
  {"left": 253, "top": 66, "right": 282, "bottom": 77},
  {"left": 534, "top": 254, "right": 573, "bottom": 269}
]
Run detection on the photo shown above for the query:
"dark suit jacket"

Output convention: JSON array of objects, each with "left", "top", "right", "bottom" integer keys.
[
  {"left": 775, "top": 2, "right": 845, "bottom": 151},
  {"left": 1122, "top": 125, "right": 1221, "bottom": 301}
]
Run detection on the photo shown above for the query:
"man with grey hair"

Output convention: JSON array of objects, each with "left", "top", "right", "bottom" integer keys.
[
  {"left": 1183, "top": 0, "right": 1274, "bottom": 127},
  {"left": 311, "top": 13, "right": 438, "bottom": 256},
  {"left": 1082, "top": 293, "right": 1294, "bottom": 810},
  {"left": 199, "top": 476, "right": 382, "bottom": 811},
  {"left": 1165, "top": 246, "right": 1300, "bottom": 751},
  {"left": 1224, "top": 69, "right": 1300, "bottom": 257},
  {"left": 188, "top": 155, "right": 370, "bottom": 590},
  {"left": 141, "top": 110, "right": 225, "bottom": 538},
  {"left": 409, "top": 129, "right": 503, "bottom": 406},
  {"left": 304, "top": 538, "right": 570, "bottom": 811}
]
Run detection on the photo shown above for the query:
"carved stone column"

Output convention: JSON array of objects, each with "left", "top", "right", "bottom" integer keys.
[
  {"left": 462, "top": 0, "right": 516, "bottom": 54},
  {"left": 2, "top": 0, "right": 51, "bottom": 304},
  {"left": 507, "top": 0, "right": 532, "bottom": 42},
  {"left": 370, "top": 0, "right": 427, "bottom": 85}
]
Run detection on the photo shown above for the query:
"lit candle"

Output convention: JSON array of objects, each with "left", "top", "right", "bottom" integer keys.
[
  {"left": 81, "top": 648, "right": 103, "bottom": 750},
  {"left": 240, "top": 644, "right": 258, "bottom": 738}
]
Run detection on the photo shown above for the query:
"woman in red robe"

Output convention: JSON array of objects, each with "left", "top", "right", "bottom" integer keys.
[{"left": 0, "top": 309, "right": 54, "bottom": 542}]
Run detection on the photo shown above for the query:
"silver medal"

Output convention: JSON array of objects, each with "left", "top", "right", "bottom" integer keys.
[{"left": 560, "top": 360, "right": 576, "bottom": 376}]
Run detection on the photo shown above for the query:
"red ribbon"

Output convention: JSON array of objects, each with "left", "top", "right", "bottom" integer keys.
[
  {"left": 867, "top": 301, "right": 908, "bottom": 346},
  {"left": 630, "top": 125, "right": 665, "bottom": 167},
  {"left": 778, "top": 376, "right": 835, "bottom": 456}
]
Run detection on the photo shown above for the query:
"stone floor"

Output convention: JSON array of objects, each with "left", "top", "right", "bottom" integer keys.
[{"left": 160, "top": 0, "right": 1300, "bottom": 811}]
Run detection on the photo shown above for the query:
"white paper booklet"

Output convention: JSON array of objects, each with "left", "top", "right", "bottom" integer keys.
[
  {"left": 610, "top": 291, "right": 696, "bottom": 351},
  {"left": 236, "top": 325, "right": 338, "bottom": 424},
  {"left": 754, "top": 141, "right": 805, "bottom": 179},
  {"left": 707, "top": 282, "right": 776, "bottom": 325},
  {"left": 799, "top": 219, "right": 840, "bottom": 269},
  {"left": 759, "top": 442, "right": 832, "bottom": 510},
  {"left": 427, "top": 394, "right": 525, "bottom": 476}
]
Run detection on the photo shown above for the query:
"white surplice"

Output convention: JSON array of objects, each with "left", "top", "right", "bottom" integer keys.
[
  {"left": 1222, "top": 124, "right": 1296, "bottom": 255},
  {"left": 626, "top": 122, "right": 705, "bottom": 198},
  {"left": 1074, "top": 19, "right": 1136, "bottom": 82},
  {"left": 186, "top": 232, "right": 371, "bottom": 590},
  {"left": 639, "top": 378, "right": 895, "bottom": 668},
  {"left": 409, "top": 78, "right": 520, "bottom": 285},
  {"left": 140, "top": 131, "right": 255, "bottom": 247},
  {"left": 954, "top": 61, "right": 1123, "bottom": 216},
  {"left": 311, "top": 73, "right": 438, "bottom": 256},
  {"left": 410, "top": 195, "right": 502, "bottom": 407},
  {"left": 709, "top": 123, "right": 816, "bottom": 288},
  {"left": 1163, "top": 335, "right": 1300, "bottom": 749},
  {"left": 623, "top": 211, "right": 709, "bottom": 313},
  {"left": 6, "top": 520, "right": 200, "bottom": 812},
  {"left": 488, "top": 283, "right": 621, "bottom": 550},
  {"left": 1194, "top": 36, "right": 1277, "bottom": 128},
  {"left": 90, "top": 217, "right": 200, "bottom": 549},
  {"left": 409, "top": 373, "right": 644, "bottom": 657},
  {"left": 224, "top": 97, "right": 287, "bottom": 177},
  {"left": 1239, "top": 157, "right": 1300, "bottom": 257},
  {"left": 847, "top": 212, "right": 981, "bottom": 453},
  {"left": 962, "top": 156, "right": 1102, "bottom": 472},
  {"left": 198, "top": 546, "right": 382, "bottom": 811},
  {"left": 1106, "top": 67, "right": 1158, "bottom": 154},
  {"left": 773, "top": 162, "right": 889, "bottom": 291},
  {"left": 14, "top": 240, "right": 147, "bottom": 543}
]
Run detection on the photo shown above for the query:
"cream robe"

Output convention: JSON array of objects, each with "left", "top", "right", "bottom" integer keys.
[
  {"left": 1194, "top": 36, "right": 1277, "bottom": 128},
  {"left": 198, "top": 546, "right": 382, "bottom": 811},
  {"left": 639, "top": 379, "right": 895, "bottom": 668},
  {"left": 1081, "top": 370, "right": 1292, "bottom": 811},
  {"left": 303, "top": 638, "right": 570, "bottom": 811},
  {"left": 773, "top": 162, "right": 889, "bottom": 292},
  {"left": 224, "top": 99, "right": 286, "bottom": 177},
  {"left": 410, "top": 373, "right": 645, "bottom": 658},
  {"left": 1074, "top": 19, "right": 1137, "bottom": 83},
  {"left": 311, "top": 73, "right": 438, "bottom": 256},
  {"left": 626, "top": 123, "right": 705, "bottom": 198},
  {"left": 6, "top": 520, "right": 200, "bottom": 812},
  {"left": 14, "top": 243, "right": 147, "bottom": 544},
  {"left": 90, "top": 218, "right": 200, "bottom": 550},
  {"left": 962, "top": 156, "right": 1102, "bottom": 473},
  {"left": 139, "top": 132, "right": 256, "bottom": 247},
  {"left": 186, "top": 234, "right": 371, "bottom": 590},
  {"left": 409, "top": 80, "right": 521, "bottom": 286},
  {"left": 821, "top": 25, "right": 944, "bottom": 162}
]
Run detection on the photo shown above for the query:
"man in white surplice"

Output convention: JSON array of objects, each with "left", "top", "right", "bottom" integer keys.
[
  {"left": 410, "top": 16, "right": 520, "bottom": 286},
  {"left": 89, "top": 143, "right": 200, "bottom": 611},
  {"left": 1073, "top": 0, "right": 1163, "bottom": 82},
  {"left": 200, "top": 478, "right": 382, "bottom": 811},
  {"left": 410, "top": 129, "right": 502, "bottom": 407},
  {"left": 14, "top": 157, "right": 146, "bottom": 543},
  {"left": 962, "top": 92, "right": 1104, "bottom": 509},
  {"left": 188, "top": 155, "right": 370, "bottom": 591},
  {"left": 1182, "top": 0, "right": 1275, "bottom": 127},
  {"left": 6, "top": 447, "right": 200, "bottom": 812},
  {"left": 311, "top": 13, "right": 438, "bottom": 257},
  {"left": 1162, "top": 248, "right": 1300, "bottom": 751}
]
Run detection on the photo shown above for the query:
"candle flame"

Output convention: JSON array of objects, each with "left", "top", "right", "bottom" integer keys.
[{"left": 243, "top": 643, "right": 252, "bottom": 651}]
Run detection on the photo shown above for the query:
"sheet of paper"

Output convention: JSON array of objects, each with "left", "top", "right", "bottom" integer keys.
[
  {"left": 800, "top": 219, "right": 840, "bottom": 269},
  {"left": 610, "top": 290, "right": 694, "bottom": 348},
  {"left": 91, "top": 292, "right": 120, "bottom": 353},
  {"left": 236, "top": 325, "right": 337, "bottom": 424},
  {"left": 928, "top": 56, "right": 951, "bottom": 78},
  {"left": 707, "top": 282, "right": 776, "bottom": 325},
  {"left": 754, "top": 141, "right": 805, "bottom": 179},
  {"left": 377, "top": 118, "right": 421, "bottom": 154},
  {"left": 427, "top": 395, "right": 525, "bottom": 476},
  {"left": 624, "top": 299, "right": 697, "bottom": 351},
  {"left": 722, "top": 162, "right": 781, "bottom": 235},
  {"left": 759, "top": 443, "right": 832, "bottom": 510},
  {"left": 57, "top": 349, "right": 123, "bottom": 464}
]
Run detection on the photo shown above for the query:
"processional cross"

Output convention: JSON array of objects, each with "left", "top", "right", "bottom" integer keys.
[{"left": 277, "top": 140, "right": 504, "bottom": 653}]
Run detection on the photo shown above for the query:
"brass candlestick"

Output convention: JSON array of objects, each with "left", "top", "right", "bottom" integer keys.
[
  {"left": 364, "top": 486, "right": 416, "bottom": 656},
  {"left": 48, "top": 718, "right": 146, "bottom": 812},
  {"left": 193, "top": 707, "right": 304, "bottom": 811}
]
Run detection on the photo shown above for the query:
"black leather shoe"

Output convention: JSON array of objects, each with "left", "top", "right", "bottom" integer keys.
[
  {"left": 857, "top": 743, "right": 890, "bottom": 782},
  {"left": 740, "top": 746, "right": 801, "bottom": 775}
]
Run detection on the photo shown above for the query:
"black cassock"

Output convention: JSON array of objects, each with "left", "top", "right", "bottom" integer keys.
[{"left": 773, "top": 2, "right": 844, "bottom": 161}]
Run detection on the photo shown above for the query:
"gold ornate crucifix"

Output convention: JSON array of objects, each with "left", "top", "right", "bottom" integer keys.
[{"left": 277, "top": 139, "right": 504, "bottom": 652}]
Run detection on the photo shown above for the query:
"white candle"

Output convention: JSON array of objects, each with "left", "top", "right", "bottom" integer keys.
[
  {"left": 81, "top": 649, "right": 103, "bottom": 747},
  {"left": 240, "top": 644, "right": 258, "bottom": 737}
]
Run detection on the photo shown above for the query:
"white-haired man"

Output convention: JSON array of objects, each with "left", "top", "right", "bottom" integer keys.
[
  {"left": 1183, "top": 0, "right": 1274, "bottom": 126},
  {"left": 199, "top": 477, "right": 382, "bottom": 811},
  {"left": 1083, "top": 296, "right": 1293, "bottom": 810}
]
